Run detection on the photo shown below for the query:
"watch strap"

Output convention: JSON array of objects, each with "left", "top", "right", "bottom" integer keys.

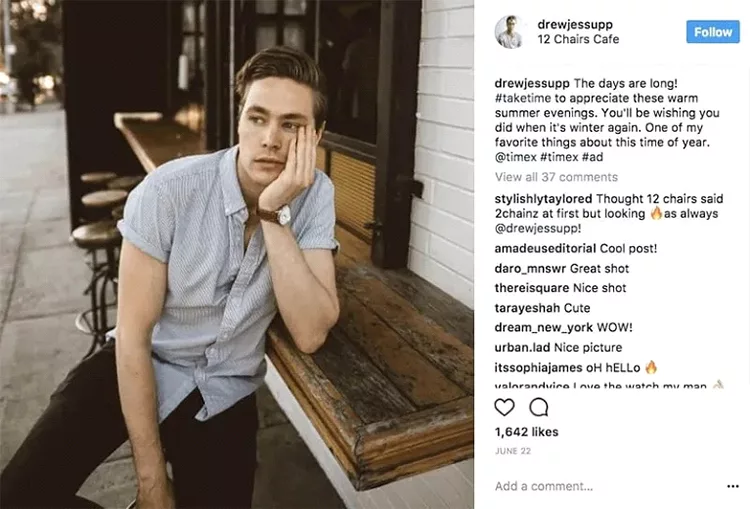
[{"left": 256, "top": 207, "right": 280, "bottom": 223}]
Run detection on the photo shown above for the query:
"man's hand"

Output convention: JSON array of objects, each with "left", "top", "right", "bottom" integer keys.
[
  {"left": 258, "top": 125, "right": 317, "bottom": 212},
  {"left": 137, "top": 477, "right": 175, "bottom": 509}
]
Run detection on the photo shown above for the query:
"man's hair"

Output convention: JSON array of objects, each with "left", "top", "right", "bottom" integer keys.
[
  {"left": 507, "top": 15, "right": 517, "bottom": 23},
  {"left": 234, "top": 46, "right": 327, "bottom": 129}
]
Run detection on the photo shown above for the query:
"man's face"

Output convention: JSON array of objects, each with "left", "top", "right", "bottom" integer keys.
[
  {"left": 237, "top": 77, "right": 320, "bottom": 188},
  {"left": 506, "top": 18, "right": 516, "bottom": 33}
]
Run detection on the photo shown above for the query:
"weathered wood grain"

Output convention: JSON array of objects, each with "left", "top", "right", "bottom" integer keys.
[
  {"left": 266, "top": 348, "right": 361, "bottom": 483},
  {"left": 335, "top": 288, "right": 466, "bottom": 408},
  {"left": 336, "top": 227, "right": 474, "bottom": 347},
  {"left": 266, "top": 317, "right": 362, "bottom": 453},
  {"left": 335, "top": 257, "right": 474, "bottom": 395},
  {"left": 312, "top": 328, "right": 416, "bottom": 424},
  {"left": 355, "top": 397, "right": 474, "bottom": 489},
  {"left": 118, "top": 118, "right": 205, "bottom": 173}
]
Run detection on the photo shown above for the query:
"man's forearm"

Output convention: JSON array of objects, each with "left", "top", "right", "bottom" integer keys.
[
  {"left": 115, "top": 336, "right": 168, "bottom": 486},
  {"left": 261, "top": 221, "right": 338, "bottom": 353}
]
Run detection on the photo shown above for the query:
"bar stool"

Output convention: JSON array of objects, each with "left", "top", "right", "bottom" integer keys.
[
  {"left": 71, "top": 220, "right": 121, "bottom": 358},
  {"left": 81, "top": 189, "right": 127, "bottom": 215},
  {"left": 112, "top": 204, "right": 125, "bottom": 221},
  {"left": 74, "top": 189, "right": 128, "bottom": 357},
  {"left": 81, "top": 171, "right": 118, "bottom": 189},
  {"left": 107, "top": 174, "right": 144, "bottom": 193},
  {"left": 79, "top": 189, "right": 127, "bottom": 225}
]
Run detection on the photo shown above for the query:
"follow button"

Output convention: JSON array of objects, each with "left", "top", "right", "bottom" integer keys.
[{"left": 686, "top": 20, "right": 740, "bottom": 43}]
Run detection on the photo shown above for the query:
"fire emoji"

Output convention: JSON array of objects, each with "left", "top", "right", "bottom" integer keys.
[
  {"left": 645, "top": 361, "right": 657, "bottom": 374},
  {"left": 651, "top": 207, "right": 662, "bottom": 220}
]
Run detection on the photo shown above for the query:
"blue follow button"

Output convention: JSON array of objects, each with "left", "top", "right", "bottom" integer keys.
[{"left": 686, "top": 20, "right": 740, "bottom": 43}]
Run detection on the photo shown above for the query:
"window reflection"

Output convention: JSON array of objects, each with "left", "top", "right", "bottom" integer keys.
[
  {"left": 182, "top": 1, "right": 195, "bottom": 31},
  {"left": 256, "top": 25, "right": 277, "bottom": 51},
  {"left": 179, "top": 0, "right": 205, "bottom": 133},
  {"left": 284, "top": 23, "right": 305, "bottom": 51},
  {"left": 283, "top": 0, "right": 307, "bottom": 15},
  {"left": 318, "top": 1, "right": 380, "bottom": 143},
  {"left": 256, "top": 0, "right": 277, "bottom": 14}
]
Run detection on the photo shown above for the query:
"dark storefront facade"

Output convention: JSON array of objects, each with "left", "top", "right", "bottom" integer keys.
[{"left": 63, "top": 0, "right": 422, "bottom": 270}]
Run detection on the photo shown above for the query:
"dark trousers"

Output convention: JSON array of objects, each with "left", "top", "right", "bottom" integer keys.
[{"left": 0, "top": 341, "right": 259, "bottom": 509}]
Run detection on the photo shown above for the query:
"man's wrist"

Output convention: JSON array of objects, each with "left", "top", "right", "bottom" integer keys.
[
  {"left": 257, "top": 194, "right": 284, "bottom": 212},
  {"left": 137, "top": 468, "right": 169, "bottom": 488}
]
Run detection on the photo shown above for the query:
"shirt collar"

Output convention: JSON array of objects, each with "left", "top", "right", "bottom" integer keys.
[{"left": 220, "top": 145, "right": 247, "bottom": 217}]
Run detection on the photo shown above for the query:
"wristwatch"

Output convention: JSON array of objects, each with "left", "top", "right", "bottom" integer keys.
[{"left": 257, "top": 204, "right": 292, "bottom": 226}]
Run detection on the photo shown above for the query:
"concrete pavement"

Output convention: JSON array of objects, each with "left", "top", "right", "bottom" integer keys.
[{"left": 0, "top": 105, "right": 345, "bottom": 508}]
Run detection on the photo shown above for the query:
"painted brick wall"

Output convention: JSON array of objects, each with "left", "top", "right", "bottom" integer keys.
[{"left": 410, "top": 0, "right": 474, "bottom": 310}]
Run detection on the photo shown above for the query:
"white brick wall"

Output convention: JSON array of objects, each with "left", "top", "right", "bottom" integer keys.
[{"left": 410, "top": 0, "right": 474, "bottom": 311}]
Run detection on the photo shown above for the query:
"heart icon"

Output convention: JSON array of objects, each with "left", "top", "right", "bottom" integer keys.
[{"left": 494, "top": 398, "right": 515, "bottom": 416}]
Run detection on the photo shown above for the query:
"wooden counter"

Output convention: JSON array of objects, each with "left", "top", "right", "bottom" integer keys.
[{"left": 115, "top": 113, "right": 474, "bottom": 491}]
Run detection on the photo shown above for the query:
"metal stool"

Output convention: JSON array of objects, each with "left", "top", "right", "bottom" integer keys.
[
  {"left": 71, "top": 220, "right": 121, "bottom": 358},
  {"left": 107, "top": 175, "right": 144, "bottom": 193},
  {"left": 81, "top": 189, "right": 127, "bottom": 212},
  {"left": 112, "top": 204, "right": 125, "bottom": 221},
  {"left": 80, "top": 189, "right": 128, "bottom": 224},
  {"left": 78, "top": 172, "right": 121, "bottom": 223},
  {"left": 81, "top": 171, "right": 118, "bottom": 187}
]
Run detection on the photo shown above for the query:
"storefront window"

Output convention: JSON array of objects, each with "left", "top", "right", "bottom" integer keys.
[
  {"left": 283, "top": 0, "right": 308, "bottom": 15},
  {"left": 180, "top": 1, "right": 206, "bottom": 131},
  {"left": 256, "top": 25, "right": 277, "bottom": 51},
  {"left": 238, "top": 0, "right": 380, "bottom": 144},
  {"left": 256, "top": 0, "right": 277, "bottom": 14},
  {"left": 317, "top": 1, "right": 380, "bottom": 144},
  {"left": 283, "top": 23, "right": 305, "bottom": 50}
]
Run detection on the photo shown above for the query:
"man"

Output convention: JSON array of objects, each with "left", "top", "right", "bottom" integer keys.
[
  {"left": 0, "top": 46, "right": 340, "bottom": 509},
  {"left": 497, "top": 15, "right": 522, "bottom": 49}
]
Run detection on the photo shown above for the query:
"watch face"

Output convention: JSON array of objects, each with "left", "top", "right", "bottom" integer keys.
[{"left": 278, "top": 205, "right": 291, "bottom": 225}]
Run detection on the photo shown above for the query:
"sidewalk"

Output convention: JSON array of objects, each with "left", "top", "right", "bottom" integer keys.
[{"left": 0, "top": 106, "right": 345, "bottom": 508}]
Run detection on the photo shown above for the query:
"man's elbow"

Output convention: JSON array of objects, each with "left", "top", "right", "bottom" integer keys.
[
  {"left": 296, "top": 307, "right": 339, "bottom": 355},
  {"left": 295, "top": 331, "right": 327, "bottom": 355}
]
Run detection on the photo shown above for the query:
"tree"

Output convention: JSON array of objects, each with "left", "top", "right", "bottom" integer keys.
[{"left": 3, "top": 0, "right": 63, "bottom": 79}]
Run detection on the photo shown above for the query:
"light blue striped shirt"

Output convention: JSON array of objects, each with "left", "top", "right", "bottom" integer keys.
[{"left": 112, "top": 145, "right": 338, "bottom": 422}]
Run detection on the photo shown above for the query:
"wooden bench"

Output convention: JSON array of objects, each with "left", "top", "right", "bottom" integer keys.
[{"left": 114, "top": 113, "right": 474, "bottom": 491}]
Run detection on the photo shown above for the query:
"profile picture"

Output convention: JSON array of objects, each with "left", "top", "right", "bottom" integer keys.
[{"left": 496, "top": 15, "right": 522, "bottom": 49}]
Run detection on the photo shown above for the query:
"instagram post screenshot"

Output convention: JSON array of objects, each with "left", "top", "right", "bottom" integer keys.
[
  {"left": 476, "top": 0, "right": 749, "bottom": 508},
  {"left": 3, "top": 1, "right": 747, "bottom": 508},
  {"left": 1, "top": 1, "right": 477, "bottom": 509}
]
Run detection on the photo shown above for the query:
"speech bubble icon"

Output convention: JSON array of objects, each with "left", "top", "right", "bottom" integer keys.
[{"left": 529, "top": 397, "right": 549, "bottom": 417}]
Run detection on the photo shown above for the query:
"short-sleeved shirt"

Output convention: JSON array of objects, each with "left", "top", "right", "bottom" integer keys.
[
  {"left": 110, "top": 145, "right": 338, "bottom": 422},
  {"left": 498, "top": 31, "right": 522, "bottom": 49}
]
